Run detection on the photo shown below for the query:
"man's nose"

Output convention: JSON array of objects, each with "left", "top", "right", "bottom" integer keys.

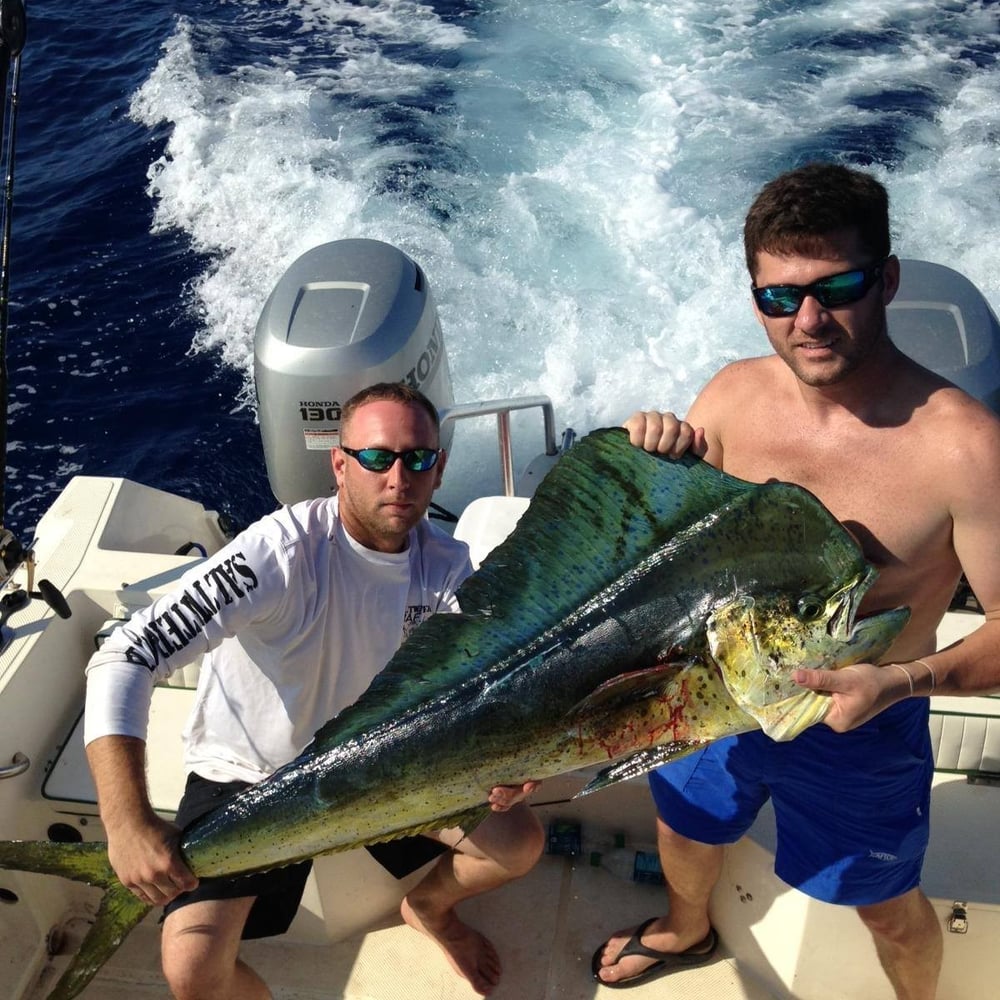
[
  {"left": 384, "top": 456, "right": 409, "bottom": 486},
  {"left": 796, "top": 293, "right": 827, "bottom": 330}
]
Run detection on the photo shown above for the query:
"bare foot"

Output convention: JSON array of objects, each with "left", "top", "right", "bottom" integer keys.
[
  {"left": 594, "top": 917, "right": 713, "bottom": 985},
  {"left": 401, "top": 896, "right": 502, "bottom": 995}
]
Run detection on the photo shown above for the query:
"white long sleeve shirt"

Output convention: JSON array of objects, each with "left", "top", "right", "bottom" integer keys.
[{"left": 84, "top": 496, "right": 472, "bottom": 784}]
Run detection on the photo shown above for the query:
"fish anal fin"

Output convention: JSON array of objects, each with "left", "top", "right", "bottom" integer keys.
[
  {"left": 312, "top": 804, "right": 495, "bottom": 860},
  {"left": 576, "top": 743, "right": 709, "bottom": 797}
]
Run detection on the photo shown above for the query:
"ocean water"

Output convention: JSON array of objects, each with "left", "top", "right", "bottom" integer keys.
[{"left": 4, "top": 0, "right": 999, "bottom": 537}]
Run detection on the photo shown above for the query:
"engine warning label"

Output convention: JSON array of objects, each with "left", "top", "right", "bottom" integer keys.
[{"left": 303, "top": 429, "right": 341, "bottom": 451}]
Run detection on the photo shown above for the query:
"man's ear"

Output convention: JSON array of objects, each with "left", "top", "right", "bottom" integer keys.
[
  {"left": 881, "top": 254, "right": 900, "bottom": 306},
  {"left": 433, "top": 449, "right": 447, "bottom": 489},
  {"left": 331, "top": 447, "right": 347, "bottom": 488}
]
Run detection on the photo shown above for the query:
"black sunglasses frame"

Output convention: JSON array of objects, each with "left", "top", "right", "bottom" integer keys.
[
  {"left": 752, "top": 258, "right": 889, "bottom": 318},
  {"left": 340, "top": 445, "right": 441, "bottom": 473}
]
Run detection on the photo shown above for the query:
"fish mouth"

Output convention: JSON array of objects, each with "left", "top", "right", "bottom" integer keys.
[
  {"left": 827, "top": 566, "right": 910, "bottom": 666},
  {"left": 826, "top": 567, "right": 873, "bottom": 638}
]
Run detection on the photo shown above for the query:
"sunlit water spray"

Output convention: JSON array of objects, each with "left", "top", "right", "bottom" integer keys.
[{"left": 123, "top": 0, "right": 1000, "bottom": 513}]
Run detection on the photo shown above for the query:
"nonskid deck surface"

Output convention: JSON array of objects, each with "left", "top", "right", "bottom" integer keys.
[
  {"left": 20, "top": 766, "right": 1000, "bottom": 1000},
  {"left": 33, "top": 864, "right": 763, "bottom": 1000}
]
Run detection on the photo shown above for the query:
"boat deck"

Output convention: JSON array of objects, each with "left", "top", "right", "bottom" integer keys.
[
  {"left": 27, "top": 775, "right": 772, "bottom": 1000},
  {"left": 7, "top": 482, "right": 1000, "bottom": 1000},
  {"left": 24, "top": 759, "right": 1000, "bottom": 1000}
]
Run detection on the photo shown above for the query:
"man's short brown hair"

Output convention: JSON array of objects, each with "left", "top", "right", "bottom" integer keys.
[
  {"left": 340, "top": 382, "right": 441, "bottom": 437},
  {"left": 743, "top": 163, "right": 892, "bottom": 279}
]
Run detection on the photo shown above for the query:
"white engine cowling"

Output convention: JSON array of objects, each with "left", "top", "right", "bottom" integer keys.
[{"left": 254, "top": 239, "right": 455, "bottom": 505}]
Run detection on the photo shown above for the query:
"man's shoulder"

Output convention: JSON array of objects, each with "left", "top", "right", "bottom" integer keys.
[
  {"left": 693, "top": 356, "right": 776, "bottom": 419},
  {"left": 902, "top": 357, "right": 1000, "bottom": 431},
  {"left": 923, "top": 381, "right": 1000, "bottom": 463},
  {"left": 704, "top": 355, "right": 776, "bottom": 392},
  {"left": 234, "top": 498, "right": 338, "bottom": 564},
  {"left": 413, "top": 517, "right": 472, "bottom": 567},
  {"left": 270, "top": 496, "right": 338, "bottom": 534}
]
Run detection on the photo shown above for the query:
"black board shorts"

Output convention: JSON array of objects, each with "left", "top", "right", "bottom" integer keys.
[{"left": 163, "top": 773, "right": 449, "bottom": 939}]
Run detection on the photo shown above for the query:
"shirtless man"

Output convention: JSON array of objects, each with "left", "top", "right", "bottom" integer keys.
[
  {"left": 592, "top": 163, "right": 1000, "bottom": 999},
  {"left": 85, "top": 382, "right": 544, "bottom": 999}
]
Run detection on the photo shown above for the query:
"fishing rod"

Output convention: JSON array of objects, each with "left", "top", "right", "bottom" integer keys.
[
  {"left": 0, "top": 0, "right": 70, "bottom": 623},
  {"left": 0, "top": 0, "right": 24, "bottom": 541}
]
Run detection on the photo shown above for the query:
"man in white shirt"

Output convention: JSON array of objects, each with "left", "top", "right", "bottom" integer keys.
[{"left": 84, "top": 381, "right": 544, "bottom": 999}]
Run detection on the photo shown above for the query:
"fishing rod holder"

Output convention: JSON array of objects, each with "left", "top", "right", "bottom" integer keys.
[{"left": 0, "top": 529, "right": 72, "bottom": 627}]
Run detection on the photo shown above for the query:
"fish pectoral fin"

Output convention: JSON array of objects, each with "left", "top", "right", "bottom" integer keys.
[
  {"left": 48, "top": 880, "right": 151, "bottom": 1000},
  {"left": 569, "top": 662, "right": 688, "bottom": 719},
  {"left": 752, "top": 691, "right": 831, "bottom": 742},
  {"left": 575, "top": 743, "right": 707, "bottom": 797}
]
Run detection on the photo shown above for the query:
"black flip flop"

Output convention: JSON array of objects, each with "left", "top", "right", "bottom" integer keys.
[{"left": 590, "top": 918, "right": 718, "bottom": 989}]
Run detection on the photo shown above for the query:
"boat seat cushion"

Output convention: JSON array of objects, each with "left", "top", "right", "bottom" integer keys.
[
  {"left": 929, "top": 696, "right": 1000, "bottom": 776},
  {"left": 43, "top": 686, "right": 194, "bottom": 814},
  {"left": 453, "top": 495, "right": 530, "bottom": 569}
]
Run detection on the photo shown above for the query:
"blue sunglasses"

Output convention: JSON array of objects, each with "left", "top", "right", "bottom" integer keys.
[
  {"left": 752, "top": 259, "right": 888, "bottom": 317},
  {"left": 340, "top": 446, "right": 441, "bottom": 473}
]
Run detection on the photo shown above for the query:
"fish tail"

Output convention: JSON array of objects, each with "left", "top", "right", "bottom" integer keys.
[
  {"left": 0, "top": 841, "right": 151, "bottom": 1000},
  {"left": 0, "top": 839, "right": 117, "bottom": 886}
]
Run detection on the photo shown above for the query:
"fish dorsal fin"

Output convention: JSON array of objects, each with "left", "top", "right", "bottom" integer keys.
[
  {"left": 303, "top": 429, "right": 755, "bottom": 754},
  {"left": 457, "top": 428, "right": 753, "bottom": 630}
]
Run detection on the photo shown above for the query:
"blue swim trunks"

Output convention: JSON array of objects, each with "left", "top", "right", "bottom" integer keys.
[{"left": 648, "top": 699, "right": 933, "bottom": 906}]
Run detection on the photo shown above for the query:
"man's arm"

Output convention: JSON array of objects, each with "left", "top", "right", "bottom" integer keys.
[
  {"left": 621, "top": 363, "right": 746, "bottom": 464},
  {"left": 86, "top": 735, "right": 198, "bottom": 904},
  {"left": 83, "top": 526, "right": 286, "bottom": 898},
  {"left": 797, "top": 403, "right": 1000, "bottom": 729}
]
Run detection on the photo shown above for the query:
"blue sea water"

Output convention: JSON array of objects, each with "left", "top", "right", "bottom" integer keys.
[{"left": 3, "top": 0, "right": 1000, "bottom": 537}]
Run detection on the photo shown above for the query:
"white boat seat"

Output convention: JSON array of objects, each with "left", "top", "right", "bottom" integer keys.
[
  {"left": 453, "top": 495, "right": 530, "bottom": 569},
  {"left": 42, "top": 686, "right": 195, "bottom": 815},
  {"left": 928, "top": 695, "right": 1000, "bottom": 776}
]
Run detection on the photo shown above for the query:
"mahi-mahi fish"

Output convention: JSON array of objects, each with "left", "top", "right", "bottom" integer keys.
[{"left": 0, "top": 428, "right": 909, "bottom": 998}]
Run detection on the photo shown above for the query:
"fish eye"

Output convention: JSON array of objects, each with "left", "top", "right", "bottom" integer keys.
[{"left": 797, "top": 595, "right": 825, "bottom": 621}]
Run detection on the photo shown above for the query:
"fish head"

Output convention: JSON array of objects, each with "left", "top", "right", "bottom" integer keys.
[{"left": 706, "top": 565, "right": 910, "bottom": 741}]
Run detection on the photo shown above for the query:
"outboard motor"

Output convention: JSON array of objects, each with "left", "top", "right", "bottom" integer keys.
[
  {"left": 889, "top": 259, "right": 1000, "bottom": 416},
  {"left": 255, "top": 239, "right": 455, "bottom": 505}
]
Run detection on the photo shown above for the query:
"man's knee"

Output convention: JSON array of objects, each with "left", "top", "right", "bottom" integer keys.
[
  {"left": 474, "top": 803, "right": 546, "bottom": 878},
  {"left": 856, "top": 888, "right": 935, "bottom": 942},
  {"left": 162, "top": 942, "right": 233, "bottom": 1000},
  {"left": 161, "top": 900, "right": 251, "bottom": 1000}
]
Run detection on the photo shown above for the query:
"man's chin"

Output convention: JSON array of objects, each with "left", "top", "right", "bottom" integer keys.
[{"left": 377, "top": 507, "right": 422, "bottom": 535}]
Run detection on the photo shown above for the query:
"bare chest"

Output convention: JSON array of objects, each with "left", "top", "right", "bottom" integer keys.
[{"left": 718, "top": 423, "right": 952, "bottom": 578}]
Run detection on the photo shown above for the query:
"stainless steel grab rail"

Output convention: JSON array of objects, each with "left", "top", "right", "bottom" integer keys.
[
  {"left": 440, "top": 395, "right": 558, "bottom": 497},
  {"left": 0, "top": 751, "right": 28, "bottom": 779}
]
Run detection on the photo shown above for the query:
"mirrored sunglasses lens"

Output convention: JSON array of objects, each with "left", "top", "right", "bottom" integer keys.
[
  {"left": 814, "top": 270, "right": 868, "bottom": 307},
  {"left": 756, "top": 287, "right": 802, "bottom": 317},
  {"left": 403, "top": 449, "right": 439, "bottom": 472},
  {"left": 356, "top": 449, "right": 395, "bottom": 471}
]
